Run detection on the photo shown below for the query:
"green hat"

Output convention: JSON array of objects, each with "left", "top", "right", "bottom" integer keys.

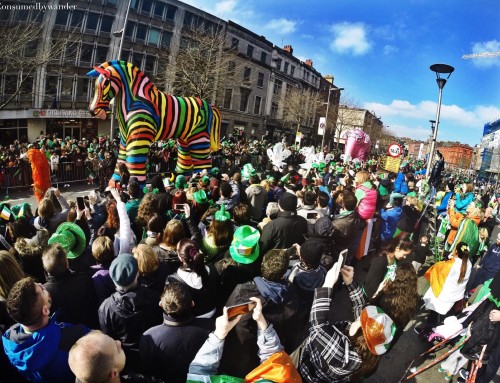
[
  {"left": 214, "top": 203, "right": 231, "bottom": 222},
  {"left": 48, "top": 222, "right": 87, "bottom": 259},
  {"left": 193, "top": 189, "right": 208, "bottom": 204},
  {"left": 407, "top": 191, "right": 417, "bottom": 197},
  {"left": 312, "top": 163, "right": 319, "bottom": 169},
  {"left": 318, "top": 162, "right": 326, "bottom": 169},
  {"left": 280, "top": 173, "right": 291, "bottom": 183},
  {"left": 199, "top": 176, "right": 210, "bottom": 186},
  {"left": 210, "top": 167, "right": 220, "bottom": 176},
  {"left": 241, "top": 163, "right": 257, "bottom": 179},
  {"left": 175, "top": 175, "right": 186, "bottom": 189},
  {"left": 11, "top": 203, "right": 31, "bottom": 219},
  {"left": 229, "top": 225, "right": 260, "bottom": 264}
]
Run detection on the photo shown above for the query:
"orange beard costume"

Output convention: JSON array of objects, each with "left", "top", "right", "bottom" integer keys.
[{"left": 27, "top": 149, "right": 51, "bottom": 202}]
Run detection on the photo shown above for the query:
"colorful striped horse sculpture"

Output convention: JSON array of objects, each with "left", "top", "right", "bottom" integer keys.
[{"left": 87, "top": 60, "right": 221, "bottom": 183}]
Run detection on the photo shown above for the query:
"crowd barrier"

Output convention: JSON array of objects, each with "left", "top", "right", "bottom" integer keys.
[{"left": 0, "top": 154, "right": 225, "bottom": 193}]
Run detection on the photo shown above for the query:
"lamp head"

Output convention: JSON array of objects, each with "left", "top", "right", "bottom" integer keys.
[{"left": 430, "top": 64, "right": 454, "bottom": 89}]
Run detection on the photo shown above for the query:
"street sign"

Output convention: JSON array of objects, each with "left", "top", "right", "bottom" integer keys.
[{"left": 388, "top": 143, "right": 402, "bottom": 158}]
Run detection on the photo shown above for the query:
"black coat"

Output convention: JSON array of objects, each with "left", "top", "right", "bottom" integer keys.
[
  {"left": 397, "top": 205, "right": 420, "bottom": 233},
  {"left": 44, "top": 269, "right": 99, "bottom": 329},
  {"left": 98, "top": 286, "right": 163, "bottom": 369},
  {"left": 139, "top": 314, "right": 214, "bottom": 383},
  {"left": 259, "top": 211, "right": 308, "bottom": 254}
]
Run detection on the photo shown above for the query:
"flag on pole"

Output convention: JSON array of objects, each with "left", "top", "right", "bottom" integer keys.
[{"left": 0, "top": 206, "right": 11, "bottom": 221}]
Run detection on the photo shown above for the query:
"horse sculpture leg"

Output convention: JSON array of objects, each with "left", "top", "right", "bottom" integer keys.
[
  {"left": 188, "top": 134, "right": 212, "bottom": 172},
  {"left": 124, "top": 134, "right": 150, "bottom": 184},
  {"left": 175, "top": 139, "right": 193, "bottom": 173}
]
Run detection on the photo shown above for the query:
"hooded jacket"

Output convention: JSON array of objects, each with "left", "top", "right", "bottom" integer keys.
[
  {"left": 259, "top": 211, "right": 308, "bottom": 255},
  {"left": 98, "top": 286, "right": 163, "bottom": 362},
  {"left": 246, "top": 184, "right": 268, "bottom": 220},
  {"left": 14, "top": 232, "right": 50, "bottom": 284},
  {"left": 380, "top": 206, "right": 403, "bottom": 241},
  {"left": 2, "top": 317, "right": 89, "bottom": 383}
]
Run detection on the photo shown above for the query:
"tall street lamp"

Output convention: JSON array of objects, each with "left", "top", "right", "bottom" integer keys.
[
  {"left": 109, "top": 0, "right": 132, "bottom": 140},
  {"left": 321, "top": 87, "right": 344, "bottom": 151},
  {"left": 426, "top": 63, "right": 454, "bottom": 178}
]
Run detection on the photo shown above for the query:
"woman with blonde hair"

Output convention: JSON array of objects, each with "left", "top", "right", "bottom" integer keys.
[
  {"left": 0, "top": 251, "right": 24, "bottom": 328},
  {"left": 132, "top": 244, "right": 171, "bottom": 293}
]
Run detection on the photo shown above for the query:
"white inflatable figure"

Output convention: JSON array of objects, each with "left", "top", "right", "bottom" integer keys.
[
  {"left": 267, "top": 143, "right": 291, "bottom": 172},
  {"left": 299, "top": 146, "right": 324, "bottom": 169},
  {"left": 324, "top": 153, "right": 335, "bottom": 164}
]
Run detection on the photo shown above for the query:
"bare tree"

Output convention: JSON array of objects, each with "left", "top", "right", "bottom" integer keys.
[
  {"left": 155, "top": 24, "right": 249, "bottom": 102},
  {"left": 333, "top": 95, "right": 362, "bottom": 148},
  {"left": 282, "top": 86, "right": 322, "bottom": 135},
  {"left": 0, "top": 14, "right": 80, "bottom": 110}
]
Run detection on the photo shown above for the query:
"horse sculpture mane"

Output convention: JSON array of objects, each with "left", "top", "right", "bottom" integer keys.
[{"left": 87, "top": 60, "right": 221, "bottom": 183}]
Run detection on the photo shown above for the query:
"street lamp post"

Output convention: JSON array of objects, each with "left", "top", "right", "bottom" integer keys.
[
  {"left": 426, "top": 63, "right": 454, "bottom": 178},
  {"left": 321, "top": 87, "right": 343, "bottom": 151},
  {"left": 109, "top": 0, "right": 132, "bottom": 140}
]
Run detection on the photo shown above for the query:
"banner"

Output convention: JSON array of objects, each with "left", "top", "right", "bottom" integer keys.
[
  {"left": 381, "top": 156, "right": 401, "bottom": 173},
  {"left": 318, "top": 117, "right": 326, "bottom": 136}
]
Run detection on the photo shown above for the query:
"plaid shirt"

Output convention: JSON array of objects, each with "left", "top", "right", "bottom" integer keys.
[{"left": 299, "top": 283, "right": 366, "bottom": 383}]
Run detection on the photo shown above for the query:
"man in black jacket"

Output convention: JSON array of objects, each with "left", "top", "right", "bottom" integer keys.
[
  {"left": 42, "top": 243, "right": 99, "bottom": 329},
  {"left": 259, "top": 192, "right": 308, "bottom": 254},
  {"left": 98, "top": 253, "right": 163, "bottom": 371},
  {"left": 139, "top": 283, "right": 214, "bottom": 383}
]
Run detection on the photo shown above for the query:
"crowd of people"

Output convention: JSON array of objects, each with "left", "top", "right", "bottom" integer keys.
[{"left": 0, "top": 137, "right": 499, "bottom": 383}]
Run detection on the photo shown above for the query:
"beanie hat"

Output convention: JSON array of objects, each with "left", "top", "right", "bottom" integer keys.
[
  {"left": 360, "top": 305, "right": 396, "bottom": 355},
  {"left": 299, "top": 240, "right": 324, "bottom": 268},
  {"left": 279, "top": 192, "right": 297, "bottom": 212},
  {"left": 110, "top": 253, "right": 138, "bottom": 287}
]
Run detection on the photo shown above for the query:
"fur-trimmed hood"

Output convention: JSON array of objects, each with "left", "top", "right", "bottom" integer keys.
[{"left": 14, "top": 229, "right": 49, "bottom": 257}]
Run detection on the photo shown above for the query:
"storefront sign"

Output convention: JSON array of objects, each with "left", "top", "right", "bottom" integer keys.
[{"left": 33, "top": 109, "right": 94, "bottom": 118}]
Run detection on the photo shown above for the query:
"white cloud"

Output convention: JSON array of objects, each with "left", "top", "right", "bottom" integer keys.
[
  {"left": 215, "top": 0, "right": 237, "bottom": 14},
  {"left": 264, "top": 18, "right": 298, "bottom": 34},
  {"left": 330, "top": 22, "right": 371, "bottom": 56},
  {"left": 383, "top": 44, "right": 398, "bottom": 55},
  {"left": 468, "top": 40, "right": 500, "bottom": 68}
]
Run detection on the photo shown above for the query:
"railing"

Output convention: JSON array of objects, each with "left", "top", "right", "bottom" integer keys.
[{"left": 1, "top": 153, "right": 225, "bottom": 193}]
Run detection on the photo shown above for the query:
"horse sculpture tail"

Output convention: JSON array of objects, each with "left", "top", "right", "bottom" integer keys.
[{"left": 209, "top": 105, "right": 221, "bottom": 152}]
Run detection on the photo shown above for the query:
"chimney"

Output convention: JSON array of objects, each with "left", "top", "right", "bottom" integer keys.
[
  {"left": 283, "top": 45, "right": 293, "bottom": 54},
  {"left": 305, "top": 59, "right": 313, "bottom": 67},
  {"left": 324, "top": 75, "right": 334, "bottom": 84}
]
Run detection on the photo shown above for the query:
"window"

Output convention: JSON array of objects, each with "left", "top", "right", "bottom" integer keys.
[
  {"left": 80, "top": 43, "right": 93, "bottom": 64},
  {"left": 273, "top": 79, "right": 282, "bottom": 96},
  {"left": 247, "top": 45, "right": 254, "bottom": 58},
  {"left": 276, "top": 58, "right": 282, "bottom": 71},
  {"left": 291, "top": 66, "right": 295, "bottom": 77},
  {"left": 61, "top": 77, "right": 73, "bottom": 100},
  {"left": 101, "top": 15, "right": 114, "bottom": 33},
  {"left": 45, "top": 76, "right": 58, "bottom": 97},
  {"left": 125, "top": 21, "right": 135, "bottom": 38},
  {"left": 20, "top": 76, "right": 33, "bottom": 100},
  {"left": 239, "top": 89, "right": 250, "bottom": 112},
  {"left": 64, "top": 43, "right": 78, "bottom": 64},
  {"left": 31, "top": 10, "right": 44, "bottom": 22},
  {"left": 284, "top": 62, "right": 289, "bottom": 74},
  {"left": 140, "top": 0, "right": 152, "bottom": 14},
  {"left": 24, "top": 40, "right": 38, "bottom": 57},
  {"left": 121, "top": 50, "right": 130, "bottom": 61},
  {"left": 161, "top": 31, "right": 172, "bottom": 48},
  {"left": 15, "top": 9, "right": 29, "bottom": 21},
  {"left": 70, "top": 10, "right": 84, "bottom": 28},
  {"left": 145, "top": 55, "right": 156, "bottom": 72},
  {"left": 228, "top": 61, "right": 236, "bottom": 76},
  {"left": 223, "top": 88, "right": 232, "bottom": 109},
  {"left": 260, "top": 51, "right": 267, "bottom": 63},
  {"left": 95, "top": 46, "right": 108, "bottom": 64},
  {"left": 154, "top": 2, "right": 165, "bottom": 18},
  {"left": 130, "top": 0, "right": 139, "bottom": 9},
  {"left": 257, "top": 72, "right": 264, "bottom": 87},
  {"left": 231, "top": 37, "right": 239, "bottom": 50},
  {"left": 55, "top": 10, "right": 69, "bottom": 26},
  {"left": 136, "top": 24, "right": 147, "bottom": 41},
  {"left": 132, "top": 52, "right": 143, "bottom": 67},
  {"left": 183, "top": 12, "right": 193, "bottom": 27},
  {"left": 148, "top": 28, "right": 160, "bottom": 45},
  {"left": 166, "top": 5, "right": 177, "bottom": 20},
  {"left": 243, "top": 67, "right": 251, "bottom": 82},
  {"left": 86, "top": 12, "right": 99, "bottom": 30},
  {"left": 271, "top": 102, "right": 278, "bottom": 119},
  {"left": 253, "top": 96, "right": 261, "bottom": 115}
]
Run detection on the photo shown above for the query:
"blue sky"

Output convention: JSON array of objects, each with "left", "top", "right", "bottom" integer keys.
[{"left": 183, "top": 0, "right": 500, "bottom": 145}]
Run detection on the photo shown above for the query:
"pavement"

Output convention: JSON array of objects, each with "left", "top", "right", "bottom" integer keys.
[{"left": 3, "top": 184, "right": 500, "bottom": 383}]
